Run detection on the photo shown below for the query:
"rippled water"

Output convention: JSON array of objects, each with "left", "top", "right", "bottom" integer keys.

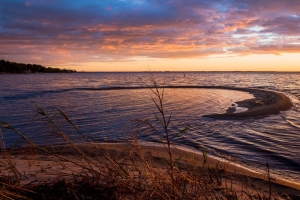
[{"left": 0, "top": 72, "right": 300, "bottom": 182}]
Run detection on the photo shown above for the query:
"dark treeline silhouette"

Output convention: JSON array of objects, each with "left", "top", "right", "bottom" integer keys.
[{"left": 0, "top": 60, "right": 76, "bottom": 74}]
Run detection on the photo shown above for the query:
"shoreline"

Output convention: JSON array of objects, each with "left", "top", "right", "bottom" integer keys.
[
  {"left": 96, "top": 142, "right": 300, "bottom": 191},
  {"left": 3, "top": 142, "right": 300, "bottom": 194}
]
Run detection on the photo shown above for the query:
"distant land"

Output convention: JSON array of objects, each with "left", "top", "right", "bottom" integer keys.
[{"left": 0, "top": 60, "right": 76, "bottom": 74}]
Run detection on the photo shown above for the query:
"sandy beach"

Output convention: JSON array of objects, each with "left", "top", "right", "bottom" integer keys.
[{"left": 1, "top": 142, "right": 299, "bottom": 199}]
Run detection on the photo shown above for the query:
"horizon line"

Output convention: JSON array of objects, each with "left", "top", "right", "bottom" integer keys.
[{"left": 77, "top": 71, "right": 300, "bottom": 73}]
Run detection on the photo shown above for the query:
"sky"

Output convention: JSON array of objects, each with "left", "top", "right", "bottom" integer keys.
[{"left": 0, "top": 0, "right": 300, "bottom": 71}]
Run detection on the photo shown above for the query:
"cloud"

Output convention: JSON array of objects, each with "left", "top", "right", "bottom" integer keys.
[
  {"left": 25, "top": 1, "right": 33, "bottom": 6},
  {"left": 0, "top": 0, "right": 300, "bottom": 66}
]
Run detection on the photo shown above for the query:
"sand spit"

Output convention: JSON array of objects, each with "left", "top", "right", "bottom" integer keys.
[{"left": 201, "top": 87, "right": 293, "bottom": 119}]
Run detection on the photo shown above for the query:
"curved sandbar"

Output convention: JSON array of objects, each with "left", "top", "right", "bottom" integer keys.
[
  {"left": 201, "top": 87, "right": 293, "bottom": 119},
  {"left": 77, "top": 85, "right": 293, "bottom": 118}
]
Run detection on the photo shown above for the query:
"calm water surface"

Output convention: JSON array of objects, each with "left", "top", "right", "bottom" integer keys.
[{"left": 0, "top": 72, "right": 300, "bottom": 182}]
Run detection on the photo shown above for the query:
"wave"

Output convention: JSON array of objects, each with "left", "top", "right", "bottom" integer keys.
[
  {"left": 2, "top": 88, "right": 74, "bottom": 100},
  {"left": 0, "top": 85, "right": 273, "bottom": 100}
]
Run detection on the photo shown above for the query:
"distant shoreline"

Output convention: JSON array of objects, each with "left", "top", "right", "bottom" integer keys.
[{"left": 0, "top": 59, "right": 76, "bottom": 74}]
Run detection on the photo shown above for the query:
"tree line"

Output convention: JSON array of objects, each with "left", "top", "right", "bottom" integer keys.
[{"left": 0, "top": 60, "right": 77, "bottom": 74}]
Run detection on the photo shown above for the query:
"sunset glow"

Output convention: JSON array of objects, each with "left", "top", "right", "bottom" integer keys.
[{"left": 1, "top": 0, "right": 300, "bottom": 71}]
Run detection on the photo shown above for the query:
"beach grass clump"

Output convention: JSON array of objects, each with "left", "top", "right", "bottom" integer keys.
[{"left": 0, "top": 75, "right": 297, "bottom": 199}]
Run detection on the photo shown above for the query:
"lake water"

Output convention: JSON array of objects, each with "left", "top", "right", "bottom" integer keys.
[{"left": 0, "top": 72, "right": 300, "bottom": 183}]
